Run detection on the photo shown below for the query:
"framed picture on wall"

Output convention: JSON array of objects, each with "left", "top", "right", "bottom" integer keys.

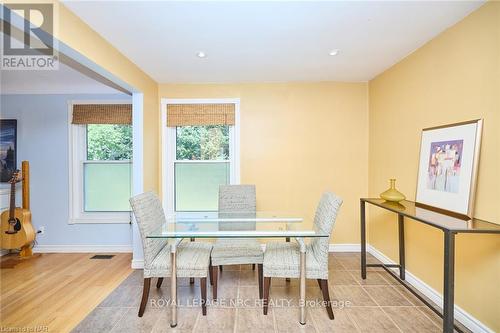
[
  {"left": 415, "top": 119, "right": 483, "bottom": 219},
  {"left": 0, "top": 119, "right": 17, "bottom": 183}
]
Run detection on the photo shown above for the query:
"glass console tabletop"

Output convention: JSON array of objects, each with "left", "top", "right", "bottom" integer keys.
[
  {"left": 146, "top": 211, "right": 329, "bottom": 238},
  {"left": 362, "top": 198, "right": 500, "bottom": 233}
]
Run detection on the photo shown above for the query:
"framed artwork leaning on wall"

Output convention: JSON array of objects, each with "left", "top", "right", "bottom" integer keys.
[
  {"left": 0, "top": 119, "right": 17, "bottom": 183},
  {"left": 416, "top": 119, "right": 483, "bottom": 219}
]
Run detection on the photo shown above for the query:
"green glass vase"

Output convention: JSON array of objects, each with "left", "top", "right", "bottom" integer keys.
[{"left": 380, "top": 179, "right": 406, "bottom": 203}]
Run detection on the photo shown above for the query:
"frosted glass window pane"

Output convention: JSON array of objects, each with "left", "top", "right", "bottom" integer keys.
[
  {"left": 84, "top": 163, "right": 131, "bottom": 212},
  {"left": 175, "top": 162, "right": 229, "bottom": 211}
]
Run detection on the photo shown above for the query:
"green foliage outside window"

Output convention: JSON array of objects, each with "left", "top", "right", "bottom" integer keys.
[
  {"left": 176, "top": 125, "right": 229, "bottom": 160},
  {"left": 86, "top": 124, "right": 228, "bottom": 162},
  {"left": 87, "top": 124, "right": 132, "bottom": 160}
]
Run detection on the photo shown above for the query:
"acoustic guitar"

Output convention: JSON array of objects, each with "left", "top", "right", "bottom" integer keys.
[{"left": 0, "top": 170, "right": 34, "bottom": 250}]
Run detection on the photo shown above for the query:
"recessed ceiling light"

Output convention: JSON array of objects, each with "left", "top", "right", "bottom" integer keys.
[
  {"left": 196, "top": 51, "right": 207, "bottom": 58},
  {"left": 329, "top": 49, "right": 339, "bottom": 56}
]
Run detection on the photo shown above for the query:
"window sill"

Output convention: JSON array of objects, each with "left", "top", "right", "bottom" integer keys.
[{"left": 69, "top": 214, "right": 131, "bottom": 224}]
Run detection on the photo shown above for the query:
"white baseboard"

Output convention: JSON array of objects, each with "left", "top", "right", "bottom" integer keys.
[
  {"left": 131, "top": 258, "right": 144, "bottom": 269},
  {"left": 33, "top": 244, "right": 133, "bottom": 253},
  {"left": 367, "top": 244, "right": 493, "bottom": 333},
  {"left": 329, "top": 243, "right": 360, "bottom": 252}
]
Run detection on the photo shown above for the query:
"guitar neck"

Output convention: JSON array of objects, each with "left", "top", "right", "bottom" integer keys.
[{"left": 9, "top": 180, "right": 16, "bottom": 219}]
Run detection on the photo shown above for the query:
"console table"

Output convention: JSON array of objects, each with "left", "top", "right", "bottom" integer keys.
[{"left": 360, "top": 198, "right": 500, "bottom": 333}]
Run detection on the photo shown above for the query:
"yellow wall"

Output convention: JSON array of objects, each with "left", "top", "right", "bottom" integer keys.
[
  {"left": 56, "top": 3, "right": 159, "bottom": 192},
  {"left": 368, "top": 2, "right": 500, "bottom": 330},
  {"left": 159, "top": 82, "right": 368, "bottom": 244}
]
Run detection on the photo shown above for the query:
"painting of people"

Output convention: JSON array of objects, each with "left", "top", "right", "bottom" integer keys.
[{"left": 427, "top": 140, "right": 463, "bottom": 193}]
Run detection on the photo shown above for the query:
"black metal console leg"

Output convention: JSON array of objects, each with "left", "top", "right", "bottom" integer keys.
[
  {"left": 398, "top": 214, "right": 405, "bottom": 280},
  {"left": 360, "top": 200, "right": 367, "bottom": 279},
  {"left": 443, "top": 231, "right": 456, "bottom": 333}
]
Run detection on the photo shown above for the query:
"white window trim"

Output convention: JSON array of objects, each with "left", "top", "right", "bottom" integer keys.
[
  {"left": 161, "top": 98, "right": 241, "bottom": 215},
  {"left": 68, "top": 100, "right": 132, "bottom": 224}
]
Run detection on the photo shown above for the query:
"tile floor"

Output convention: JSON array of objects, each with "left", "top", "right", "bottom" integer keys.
[{"left": 72, "top": 253, "right": 470, "bottom": 333}]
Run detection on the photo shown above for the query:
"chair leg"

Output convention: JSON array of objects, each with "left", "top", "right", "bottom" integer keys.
[
  {"left": 156, "top": 277, "right": 163, "bottom": 288},
  {"left": 209, "top": 259, "right": 213, "bottom": 286},
  {"left": 201, "top": 277, "right": 207, "bottom": 316},
  {"left": 319, "top": 279, "right": 334, "bottom": 320},
  {"left": 190, "top": 238, "right": 195, "bottom": 285},
  {"left": 219, "top": 265, "right": 223, "bottom": 272},
  {"left": 317, "top": 279, "right": 322, "bottom": 290},
  {"left": 138, "top": 278, "right": 151, "bottom": 317},
  {"left": 285, "top": 237, "right": 290, "bottom": 282},
  {"left": 263, "top": 277, "right": 271, "bottom": 315},
  {"left": 258, "top": 264, "right": 263, "bottom": 299},
  {"left": 252, "top": 264, "right": 256, "bottom": 270},
  {"left": 213, "top": 266, "right": 218, "bottom": 300}
]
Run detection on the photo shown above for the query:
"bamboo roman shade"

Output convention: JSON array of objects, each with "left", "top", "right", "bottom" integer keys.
[
  {"left": 72, "top": 104, "right": 132, "bottom": 125},
  {"left": 167, "top": 103, "right": 235, "bottom": 127}
]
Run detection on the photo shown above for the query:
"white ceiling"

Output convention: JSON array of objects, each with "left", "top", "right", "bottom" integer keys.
[
  {"left": 64, "top": 1, "right": 484, "bottom": 83},
  {"left": 1, "top": 61, "right": 126, "bottom": 95}
]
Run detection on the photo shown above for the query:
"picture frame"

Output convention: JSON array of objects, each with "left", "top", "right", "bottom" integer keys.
[
  {"left": 415, "top": 119, "right": 482, "bottom": 220},
  {"left": 0, "top": 119, "right": 18, "bottom": 183}
]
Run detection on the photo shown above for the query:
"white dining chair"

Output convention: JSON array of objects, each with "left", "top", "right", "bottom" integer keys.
[
  {"left": 262, "top": 192, "right": 343, "bottom": 319},
  {"left": 130, "top": 191, "right": 214, "bottom": 316},
  {"left": 210, "top": 185, "right": 264, "bottom": 299}
]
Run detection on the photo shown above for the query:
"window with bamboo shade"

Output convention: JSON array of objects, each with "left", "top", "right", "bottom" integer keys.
[
  {"left": 165, "top": 102, "right": 237, "bottom": 212},
  {"left": 70, "top": 103, "right": 133, "bottom": 217}
]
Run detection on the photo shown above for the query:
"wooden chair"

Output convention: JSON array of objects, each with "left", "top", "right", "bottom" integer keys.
[
  {"left": 262, "top": 192, "right": 343, "bottom": 319},
  {"left": 130, "top": 192, "right": 214, "bottom": 316}
]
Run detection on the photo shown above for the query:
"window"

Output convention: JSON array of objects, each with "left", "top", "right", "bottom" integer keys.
[
  {"left": 175, "top": 125, "right": 230, "bottom": 211},
  {"left": 84, "top": 124, "right": 132, "bottom": 212},
  {"left": 163, "top": 99, "right": 240, "bottom": 214},
  {"left": 69, "top": 102, "right": 132, "bottom": 224}
]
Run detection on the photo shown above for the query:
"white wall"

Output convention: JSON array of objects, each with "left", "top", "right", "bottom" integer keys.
[{"left": 0, "top": 94, "right": 133, "bottom": 250}]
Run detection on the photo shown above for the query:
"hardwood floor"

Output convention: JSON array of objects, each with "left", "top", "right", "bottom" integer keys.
[{"left": 0, "top": 252, "right": 132, "bottom": 333}]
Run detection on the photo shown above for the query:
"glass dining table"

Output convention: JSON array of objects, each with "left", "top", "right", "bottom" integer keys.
[{"left": 146, "top": 211, "right": 328, "bottom": 327}]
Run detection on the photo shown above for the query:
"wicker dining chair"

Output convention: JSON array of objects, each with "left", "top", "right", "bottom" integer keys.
[
  {"left": 130, "top": 191, "right": 214, "bottom": 316},
  {"left": 210, "top": 185, "right": 264, "bottom": 299},
  {"left": 262, "top": 192, "right": 343, "bottom": 319}
]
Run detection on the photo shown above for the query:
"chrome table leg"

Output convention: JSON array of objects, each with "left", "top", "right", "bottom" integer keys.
[
  {"left": 296, "top": 237, "right": 306, "bottom": 325},
  {"left": 170, "top": 239, "right": 181, "bottom": 328}
]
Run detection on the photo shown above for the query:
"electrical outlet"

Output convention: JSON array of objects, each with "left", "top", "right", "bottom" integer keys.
[{"left": 38, "top": 226, "right": 45, "bottom": 235}]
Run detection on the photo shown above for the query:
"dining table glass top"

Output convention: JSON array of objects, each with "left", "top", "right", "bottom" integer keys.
[{"left": 146, "top": 211, "right": 328, "bottom": 238}]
